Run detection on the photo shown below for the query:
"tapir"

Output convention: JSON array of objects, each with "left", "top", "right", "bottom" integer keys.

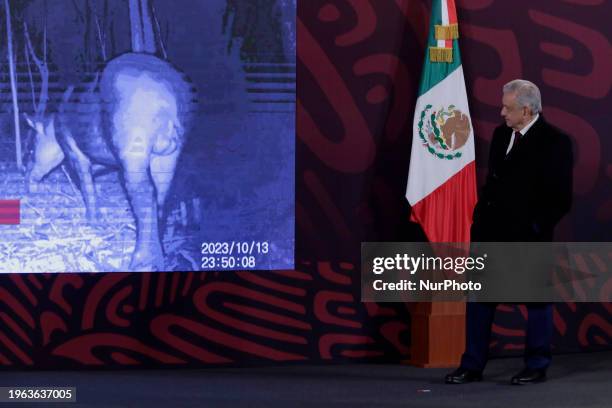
[{"left": 26, "top": 53, "right": 195, "bottom": 271}]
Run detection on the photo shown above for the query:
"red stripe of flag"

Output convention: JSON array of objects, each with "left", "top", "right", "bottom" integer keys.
[
  {"left": 446, "top": 0, "right": 458, "bottom": 49},
  {"left": 0, "top": 200, "right": 20, "bottom": 225},
  {"left": 409, "top": 163, "right": 477, "bottom": 243},
  {"left": 447, "top": 0, "right": 458, "bottom": 24}
]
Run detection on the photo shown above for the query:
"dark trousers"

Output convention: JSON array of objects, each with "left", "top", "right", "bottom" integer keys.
[{"left": 460, "top": 302, "right": 553, "bottom": 371}]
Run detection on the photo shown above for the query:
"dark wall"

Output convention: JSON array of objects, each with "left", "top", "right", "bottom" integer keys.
[
  {"left": 297, "top": 0, "right": 612, "bottom": 358},
  {"left": 0, "top": 0, "right": 609, "bottom": 368}
]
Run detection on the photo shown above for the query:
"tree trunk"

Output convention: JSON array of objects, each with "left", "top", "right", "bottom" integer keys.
[
  {"left": 129, "top": 0, "right": 156, "bottom": 54},
  {"left": 276, "top": 0, "right": 296, "bottom": 58},
  {"left": 24, "top": 21, "right": 50, "bottom": 117},
  {"left": 140, "top": 0, "right": 155, "bottom": 53},
  {"left": 151, "top": 2, "right": 166, "bottom": 59},
  {"left": 4, "top": 0, "right": 22, "bottom": 170},
  {"left": 129, "top": 0, "right": 143, "bottom": 52}
]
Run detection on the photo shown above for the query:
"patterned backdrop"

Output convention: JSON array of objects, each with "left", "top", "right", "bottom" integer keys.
[{"left": 0, "top": 0, "right": 610, "bottom": 368}]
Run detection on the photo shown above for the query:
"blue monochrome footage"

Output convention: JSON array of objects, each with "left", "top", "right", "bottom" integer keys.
[{"left": 0, "top": 0, "right": 295, "bottom": 273}]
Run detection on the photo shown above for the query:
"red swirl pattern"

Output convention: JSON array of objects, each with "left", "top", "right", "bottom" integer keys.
[{"left": 0, "top": 0, "right": 609, "bottom": 368}]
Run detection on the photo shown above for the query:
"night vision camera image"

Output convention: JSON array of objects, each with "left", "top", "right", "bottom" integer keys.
[{"left": 0, "top": 0, "right": 295, "bottom": 273}]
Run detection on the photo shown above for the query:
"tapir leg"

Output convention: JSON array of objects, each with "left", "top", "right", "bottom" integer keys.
[
  {"left": 75, "top": 159, "right": 96, "bottom": 221},
  {"left": 117, "top": 133, "right": 164, "bottom": 271},
  {"left": 150, "top": 149, "right": 180, "bottom": 219},
  {"left": 64, "top": 133, "right": 97, "bottom": 221}
]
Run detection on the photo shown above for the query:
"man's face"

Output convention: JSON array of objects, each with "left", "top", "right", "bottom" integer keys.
[{"left": 501, "top": 92, "right": 529, "bottom": 131}]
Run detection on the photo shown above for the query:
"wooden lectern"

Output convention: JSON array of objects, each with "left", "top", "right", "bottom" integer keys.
[{"left": 409, "top": 302, "right": 465, "bottom": 368}]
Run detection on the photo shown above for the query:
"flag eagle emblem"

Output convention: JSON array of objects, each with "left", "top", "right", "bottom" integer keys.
[{"left": 417, "top": 104, "right": 472, "bottom": 160}]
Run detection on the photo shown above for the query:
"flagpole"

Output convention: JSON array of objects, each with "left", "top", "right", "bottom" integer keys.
[{"left": 405, "top": 0, "right": 476, "bottom": 367}]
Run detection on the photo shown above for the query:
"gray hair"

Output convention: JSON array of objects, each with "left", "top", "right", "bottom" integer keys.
[{"left": 503, "top": 79, "right": 542, "bottom": 114}]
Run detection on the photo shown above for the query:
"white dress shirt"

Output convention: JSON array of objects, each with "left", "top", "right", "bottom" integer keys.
[{"left": 506, "top": 113, "right": 540, "bottom": 155}]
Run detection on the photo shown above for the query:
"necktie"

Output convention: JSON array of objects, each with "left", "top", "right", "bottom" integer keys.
[{"left": 510, "top": 131, "right": 521, "bottom": 155}]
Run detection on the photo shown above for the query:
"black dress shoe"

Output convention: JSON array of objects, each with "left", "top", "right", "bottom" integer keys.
[
  {"left": 511, "top": 367, "right": 547, "bottom": 385},
  {"left": 445, "top": 367, "right": 483, "bottom": 384}
]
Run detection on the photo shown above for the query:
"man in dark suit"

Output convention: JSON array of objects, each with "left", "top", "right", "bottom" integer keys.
[{"left": 445, "top": 79, "right": 573, "bottom": 385}]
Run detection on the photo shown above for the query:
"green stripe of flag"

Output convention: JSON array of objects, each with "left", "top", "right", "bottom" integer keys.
[{"left": 418, "top": 0, "right": 463, "bottom": 97}]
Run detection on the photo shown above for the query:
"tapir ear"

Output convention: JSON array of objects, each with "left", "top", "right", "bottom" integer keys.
[
  {"left": 45, "top": 115, "right": 56, "bottom": 134},
  {"left": 23, "top": 113, "right": 35, "bottom": 129}
]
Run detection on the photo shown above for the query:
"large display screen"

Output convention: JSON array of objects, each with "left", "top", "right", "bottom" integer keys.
[{"left": 0, "top": 0, "right": 295, "bottom": 273}]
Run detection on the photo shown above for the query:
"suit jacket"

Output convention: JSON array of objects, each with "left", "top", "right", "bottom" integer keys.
[{"left": 471, "top": 116, "right": 573, "bottom": 242}]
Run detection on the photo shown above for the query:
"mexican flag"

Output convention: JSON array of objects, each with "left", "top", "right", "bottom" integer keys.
[{"left": 406, "top": 0, "right": 477, "bottom": 243}]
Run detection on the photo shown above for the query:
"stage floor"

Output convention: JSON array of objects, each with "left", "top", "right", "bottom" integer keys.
[{"left": 0, "top": 350, "right": 610, "bottom": 407}]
